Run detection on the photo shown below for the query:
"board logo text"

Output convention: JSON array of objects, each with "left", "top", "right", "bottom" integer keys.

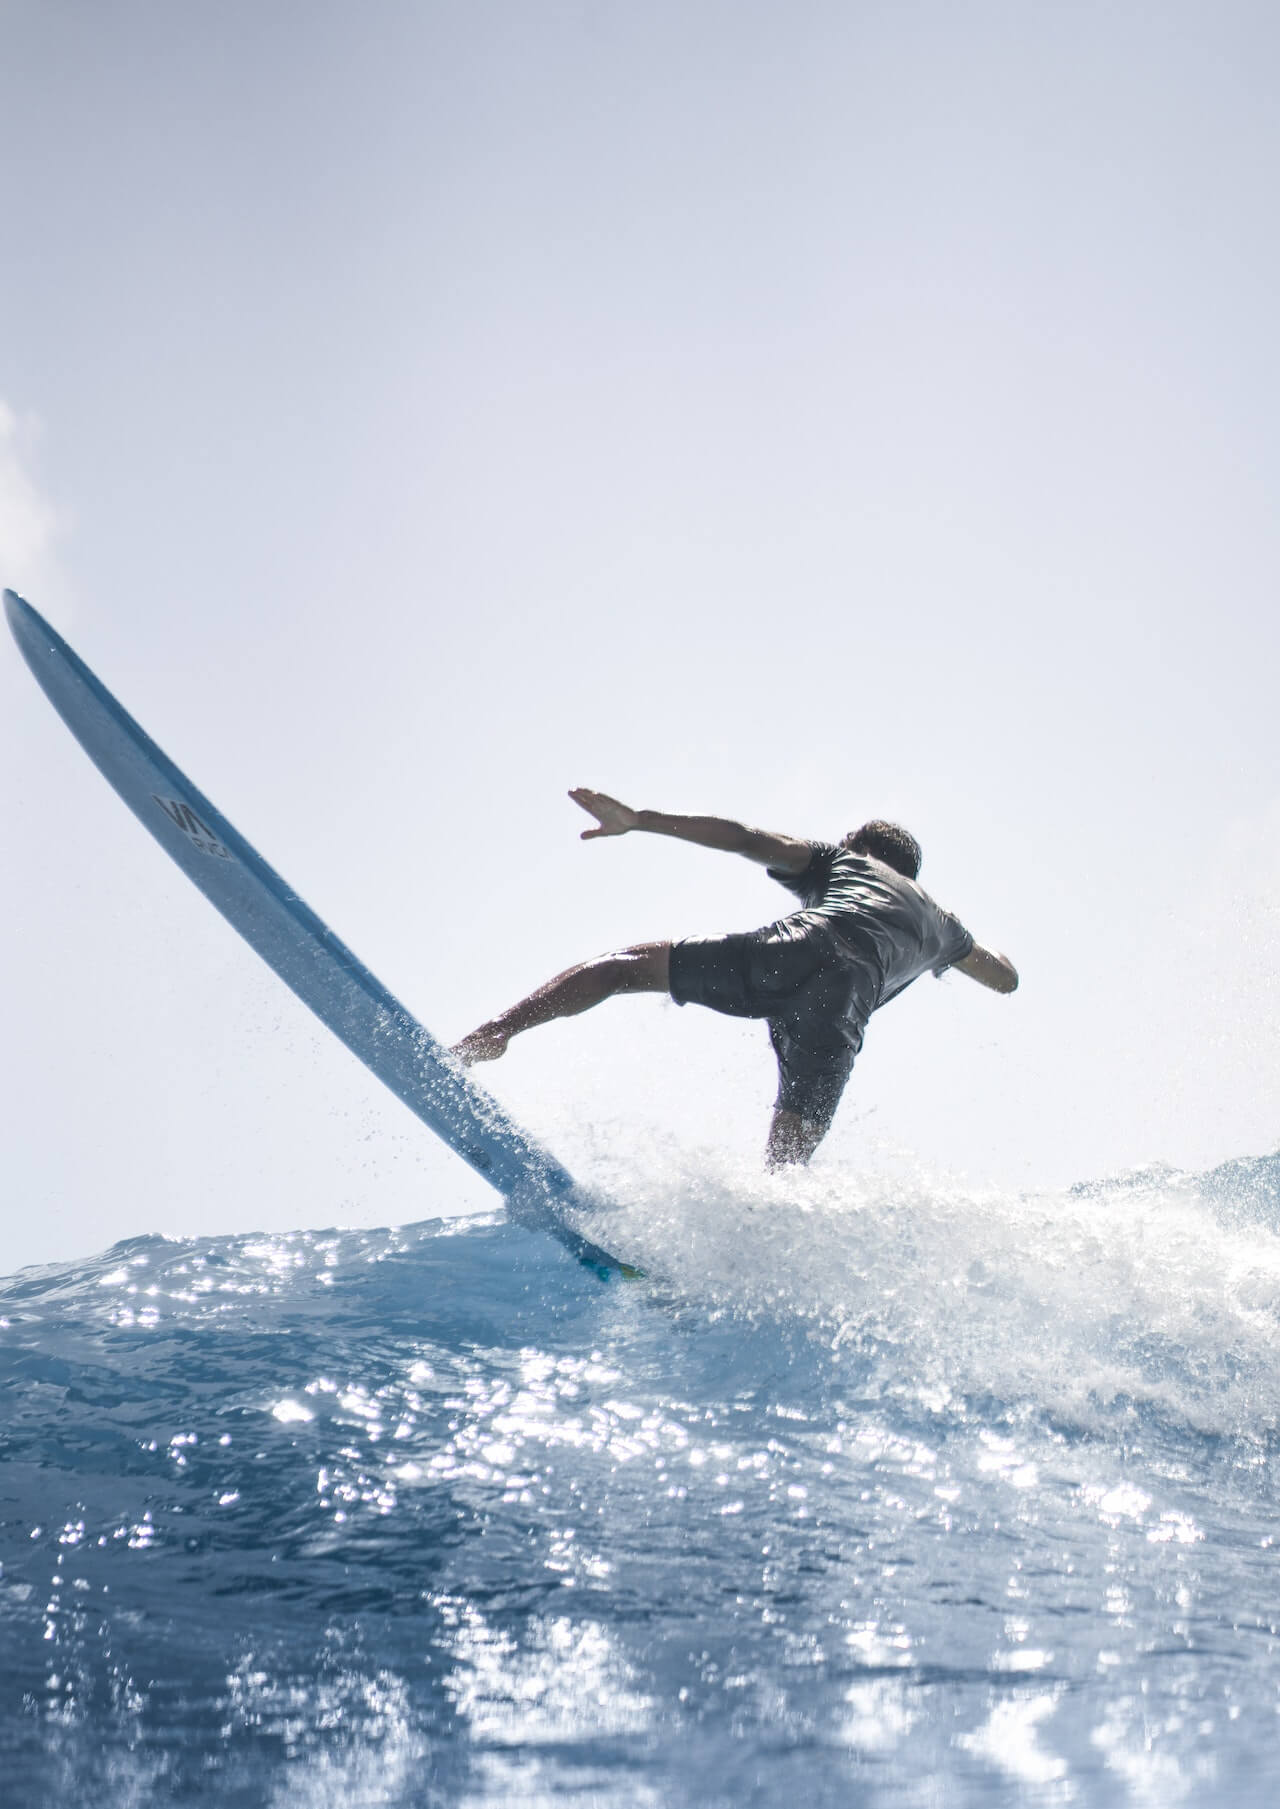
[{"left": 152, "top": 795, "right": 232, "bottom": 860}]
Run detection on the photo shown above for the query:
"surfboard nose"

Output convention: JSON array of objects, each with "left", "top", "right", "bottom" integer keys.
[{"left": 6, "top": 592, "right": 640, "bottom": 1284}]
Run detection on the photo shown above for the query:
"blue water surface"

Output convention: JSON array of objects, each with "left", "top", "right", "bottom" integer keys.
[{"left": 4, "top": 1149, "right": 1280, "bottom": 1806}]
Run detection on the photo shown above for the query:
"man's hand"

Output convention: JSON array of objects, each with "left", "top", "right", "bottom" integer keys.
[
  {"left": 570, "top": 788, "right": 639, "bottom": 839},
  {"left": 569, "top": 786, "right": 811, "bottom": 870}
]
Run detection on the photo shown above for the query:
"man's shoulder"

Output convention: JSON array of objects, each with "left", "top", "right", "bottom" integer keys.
[
  {"left": 829, "top": 848, "right": 910, "bottom": 893},
  {"left": 768, "top": 840, "right": 838, "bottom": 888},
  {"left": 835, "top": 855, "right": 961, "bottom": 927}
]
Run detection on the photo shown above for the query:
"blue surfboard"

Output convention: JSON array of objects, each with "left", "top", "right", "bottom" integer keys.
[{"left": 5, "top": 590, "right": 637, "bottom": 1282}]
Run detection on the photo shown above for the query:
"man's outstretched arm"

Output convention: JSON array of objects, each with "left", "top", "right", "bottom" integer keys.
[
  {"left": 953, "top": 942, "right": 1019, "bottom": 993},
  {"left": 570, "top": 787, "right": 812, "bottom": 873}
]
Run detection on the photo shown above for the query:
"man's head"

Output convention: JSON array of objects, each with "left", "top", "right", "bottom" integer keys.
[{"left": 844, "top": 820, "right": 922, "bottom": 880}]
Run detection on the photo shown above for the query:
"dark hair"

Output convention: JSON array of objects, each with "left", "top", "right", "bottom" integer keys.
[{"left": 849, "top": 819, "right": 922, "bottom": 880}]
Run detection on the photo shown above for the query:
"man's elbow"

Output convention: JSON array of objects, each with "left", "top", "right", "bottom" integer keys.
[{"left": 995, "top": 959, "right": 1019, "bottom": 995}]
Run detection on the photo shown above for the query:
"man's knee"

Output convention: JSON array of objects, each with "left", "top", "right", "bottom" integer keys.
[{"left": 765, "top": 1108, "right": 828, "bottom": 1169}]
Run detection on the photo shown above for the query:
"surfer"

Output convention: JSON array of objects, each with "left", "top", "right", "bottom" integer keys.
[{"left": 454, "top": 789, "right": 1018, "bottom": 1167}]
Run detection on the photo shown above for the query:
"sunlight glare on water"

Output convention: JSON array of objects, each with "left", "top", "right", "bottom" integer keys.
[{"left": 3, "top": 1145, "right": 1280, "bottom": 1804}]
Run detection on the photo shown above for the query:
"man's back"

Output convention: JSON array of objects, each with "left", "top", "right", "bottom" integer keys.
[{"left": 768, "top": 845, "right": 974, "bottom": 1010}]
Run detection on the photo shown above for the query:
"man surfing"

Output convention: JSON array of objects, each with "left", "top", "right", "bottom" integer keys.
[{"left": 454, "top": 789, "right": 1018, "bottom": 1167}]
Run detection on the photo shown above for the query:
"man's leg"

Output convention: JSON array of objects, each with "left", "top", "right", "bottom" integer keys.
[
  {"left": 765, "top": 1007, "right": 859, "bottom": 1169},
  {"left": 764, "top": 1108, "right": 829, "bottom": 1170},
  {"left": 453, "top": 942, "right": 671, "bottom": 1065}
]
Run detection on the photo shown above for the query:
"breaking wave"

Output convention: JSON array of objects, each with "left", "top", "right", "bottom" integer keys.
[{"left": 3, "top": 1147, "right": 1280, "bottom": 1804}]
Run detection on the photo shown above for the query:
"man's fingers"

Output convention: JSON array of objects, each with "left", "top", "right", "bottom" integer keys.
[{"left": 570, "top": 786, "right": 629, "bottom": 838}]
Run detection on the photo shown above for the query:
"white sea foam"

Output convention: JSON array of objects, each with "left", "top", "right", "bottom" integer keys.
[{"left": 571, "top": 1128, "right": 1280, "bottom": 1438}]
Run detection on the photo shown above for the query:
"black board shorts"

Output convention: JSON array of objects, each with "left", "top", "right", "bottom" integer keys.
[{"left": 669, "top": 920, "right": 874, "bottom": 1130}]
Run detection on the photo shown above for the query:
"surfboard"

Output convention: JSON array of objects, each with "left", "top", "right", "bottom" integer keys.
[{"left": 4, "top": 590, "right": 638, "bottom": 1282}]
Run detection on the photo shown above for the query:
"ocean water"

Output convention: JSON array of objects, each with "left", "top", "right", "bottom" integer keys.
[{"left": 4, "top": 1147, "right": 1280, "bottom": 1806}]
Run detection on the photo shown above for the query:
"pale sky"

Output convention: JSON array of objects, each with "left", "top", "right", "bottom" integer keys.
[{"left": 3, "top": 1, "right": 1279, "bottom": 1275}]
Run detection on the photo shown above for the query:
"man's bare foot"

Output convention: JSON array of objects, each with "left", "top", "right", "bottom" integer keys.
[{"left": 451, "top": 1022, "right": 511, "bottom": 1066}]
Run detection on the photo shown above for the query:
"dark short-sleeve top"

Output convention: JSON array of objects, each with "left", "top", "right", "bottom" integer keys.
[{"left": 767, "top": 844, "right": 974, "bottom": 1012}]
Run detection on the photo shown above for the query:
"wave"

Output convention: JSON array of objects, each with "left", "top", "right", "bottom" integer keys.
[
  {"left": 4, "top": 1147, "right": 1280, "bottom": 1804},
  {"left": 582, "top": 1138, "right": 1280, "bottom": 1441}
]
